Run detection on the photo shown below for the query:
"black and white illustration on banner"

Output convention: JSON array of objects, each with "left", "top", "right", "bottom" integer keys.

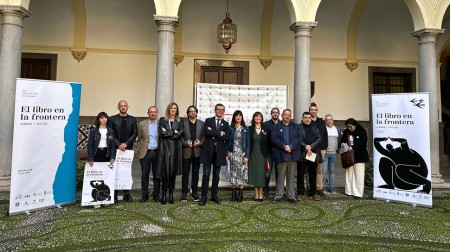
[
  {"left": 90, "top": 180, "right": 112, "bottom": 202},
  {"left": 374, "top": 137, "right": 431, "bottom": 194}
]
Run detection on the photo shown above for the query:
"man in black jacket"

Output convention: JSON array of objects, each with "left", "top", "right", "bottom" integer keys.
[
  {"left": 309, "top": 103, "right": 328, "bottom": 198},
  {"left": 108, "top": 100, "right": 138, "bottom": 203},
  {"left": 297, "top": 111, "right": 322, "bottom": 201}
]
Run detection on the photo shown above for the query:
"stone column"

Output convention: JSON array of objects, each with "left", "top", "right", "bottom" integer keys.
[
  {"left": 154, "top": 16, "right": 178, "bottom": 112},
  {"left": 290, "top": 22, "right": 317, "bottom": 123},
  {"left": 412, "top": 28, "right": 446, "bottom": 186},
  {"left": 0, "top": 6, "right": 30, "bottom": 189}
]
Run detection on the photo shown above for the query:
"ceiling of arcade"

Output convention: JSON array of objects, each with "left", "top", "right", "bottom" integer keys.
[{"left": 1, "top": 0, "right": 450, "bottom": 67}]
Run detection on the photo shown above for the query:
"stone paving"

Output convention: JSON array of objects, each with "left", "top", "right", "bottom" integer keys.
[{"left": 0, "top": 188, "right": 449, "bottom": 251}]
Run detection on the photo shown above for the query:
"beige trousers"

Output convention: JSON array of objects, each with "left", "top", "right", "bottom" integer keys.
[
  {"left": 316, "top": 150, "right": 326, "bottom": 190},
  {"left": 345, "top": 162, "right": 365, "bottom": 197}
]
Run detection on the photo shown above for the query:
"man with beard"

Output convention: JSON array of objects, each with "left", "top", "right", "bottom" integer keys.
[{"left": 297, "top": 112, "right": 322, "bottom": 201}]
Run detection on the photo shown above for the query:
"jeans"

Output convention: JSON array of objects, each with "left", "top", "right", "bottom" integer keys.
[
  {"left": 322, "top": 153, "right": 337, "bottom": 192},
  {"left": 297, "top": 160, "right": 317, "bottom": 196},
  {"left": 182, "top": 156, "right": 200, "bottom": 196},
  {"left": 140, "top": 150, "right": 160, "bottom": 196},
  {"left": 201, "top": 165, "right": 221, "bottom": 198}
]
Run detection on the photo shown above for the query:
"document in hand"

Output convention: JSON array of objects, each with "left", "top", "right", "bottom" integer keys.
[
  {"left": 305, "top": 152, "right": 317, "bottom": 162},
  {"left": 340, "top": 143, "right": 349, "bottom": 154}
]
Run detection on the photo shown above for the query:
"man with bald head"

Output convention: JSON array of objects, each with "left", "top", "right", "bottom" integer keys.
[
  {"left": 136, "top": 106, "right": 160, "bottom": 202},
  {"left": 108, "top": 100, "right": 138, "bottom": 203}
]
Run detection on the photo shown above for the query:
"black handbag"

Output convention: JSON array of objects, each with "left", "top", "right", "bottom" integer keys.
[{"left": 341, "top": 148, "right": 355, "bottom": 169}]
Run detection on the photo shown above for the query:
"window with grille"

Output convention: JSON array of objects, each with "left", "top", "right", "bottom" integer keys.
[{"left": 369, "top": 67, "right": 416, "bottom": 94}]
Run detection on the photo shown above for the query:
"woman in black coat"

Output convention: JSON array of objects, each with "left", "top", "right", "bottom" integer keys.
[
  {"left": 156, "top": 102, "right": 184, "bottom": 204},
  {"left": 339, "top": 118, "right": 369, "bottom": 198}
]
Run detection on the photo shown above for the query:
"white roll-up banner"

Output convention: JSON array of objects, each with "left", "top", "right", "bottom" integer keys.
[
  {"left": 372, "top": 93, "right": 432, "bottom": 207},
  {"left": 9, "top": 79, "right": 81, "bottom": 215}
]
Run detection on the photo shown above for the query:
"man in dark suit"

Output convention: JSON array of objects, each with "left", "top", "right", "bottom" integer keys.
[
  {"left": 181, "top": 105, "right": 205, "bottom": 202},
  {"left": 199, "top": 103, "right": 229, "bottom": 205},
  {"left": 271, "top": 109, "right": 302, "bottom": 205}
]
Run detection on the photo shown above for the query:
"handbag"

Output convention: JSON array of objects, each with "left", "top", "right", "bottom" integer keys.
[{"left": 341, "top": 148, "right": 355, "bottom": 169}]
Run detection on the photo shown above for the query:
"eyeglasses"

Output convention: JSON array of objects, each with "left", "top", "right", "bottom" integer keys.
[
  {"left": 188, "top": 110, "right": 197, "bottom": 113},
  {"left": 216, "top": 108, "right": 224, "bottom": 111}
]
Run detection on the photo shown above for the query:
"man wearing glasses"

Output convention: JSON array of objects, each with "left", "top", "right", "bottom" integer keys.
[
  {"left": 181, "top": 105, "right": 205, "bottom": 202},
  {"left": 271, "top": 109, "right": 302, "bottom": 205},
  {"left": 199, "top": 103, "right": 229, "bottom": 205}
]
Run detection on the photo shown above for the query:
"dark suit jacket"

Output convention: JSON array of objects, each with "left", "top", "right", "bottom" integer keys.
[
  {"left": 270, "top": 121, "right": 302, "bottom": 164},
  {"left": 181, "top": 118, "right": 205, "bottom": 159},
  {"left": 200, "top": 117, "right": 229, "bottom": 166}
]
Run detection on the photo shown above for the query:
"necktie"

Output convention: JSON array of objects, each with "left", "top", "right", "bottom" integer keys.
[{"left": 216, "top": 119, "right": 220, "bottom": 130}]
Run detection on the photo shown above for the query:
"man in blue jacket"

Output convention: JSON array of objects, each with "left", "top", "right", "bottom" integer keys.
[{"left": 271, "top": 109, "right": 302, "bottom": 205}]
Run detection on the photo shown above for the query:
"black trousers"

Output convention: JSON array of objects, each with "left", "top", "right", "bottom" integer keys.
[
  {"left": 297, "top": 160, "right": 317, "bottom": 196},
  {"left": 140, "top": 149, "right": 160, "bottom": 196}
]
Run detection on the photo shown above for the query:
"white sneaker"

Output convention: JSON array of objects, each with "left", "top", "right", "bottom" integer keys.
[{"left": 93, "top": 205, "right": 101, "bottom": 209}]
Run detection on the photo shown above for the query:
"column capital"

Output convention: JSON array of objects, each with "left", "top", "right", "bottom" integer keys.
[
  {"left": 0, "top": 5, "right": 31, "bottom": 19},
  {"left": 290, "top": 21, "right": 317, "bottom": 37},
  {"left": 154, "top": 15, "right": 178, "bottom": 33},
  {"left": 154, "top": 15, "right": 178, "bottom": 24},
  {"left": 411, "top": 28, "right": 444, "bottom": 43}
]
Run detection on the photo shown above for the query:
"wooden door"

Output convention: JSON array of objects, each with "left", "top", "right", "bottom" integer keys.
[
  {"left": 21, "top": 53, "right": 57, "bottom": 80},
  {"left": 201, "top": 66, "right": 243, "bottom": 84}
]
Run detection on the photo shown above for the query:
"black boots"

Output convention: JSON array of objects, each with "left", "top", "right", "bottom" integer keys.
[
  {"left": 237, "top": 189, "right": 243, "bottom": 203},
  {"left": 161, "top": 191, "right": 167, "bottom": 205},
  {"left": 169, "top": 190, "right": 174, "bottom": 204}
]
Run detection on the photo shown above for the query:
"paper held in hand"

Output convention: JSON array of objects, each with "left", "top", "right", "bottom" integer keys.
[{"left": 305, "top": 152, "right": 317, "bottom": 162}]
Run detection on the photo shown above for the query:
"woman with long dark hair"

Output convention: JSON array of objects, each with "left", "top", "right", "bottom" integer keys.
[
  {"left": 227, "top": 110, "right": 250, "bottom": 203},
  {"left": 339, "top": 118, "right": 369, "bottom": 198},
  {"left": 248, "top": 112, "right": 270, "bottom": 202},
  {"left": 156, "top": 102, "right": 184, "bottom": 204}
]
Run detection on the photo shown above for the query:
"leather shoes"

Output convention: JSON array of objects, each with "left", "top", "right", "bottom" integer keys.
[
  {"left": 296, "top": 194, "right": 305, "bottom": 201},
  {"left": 318, "top": 189, "right": 326, "bottom": 198},
  {"left": 310, "top": 194, "right": 321, "bottom": 201},
  {"left": 289, "top": 198, "right": 299, "bottom": 205},
  {"left": 139, "top": 195, "right": 149, "bottom": 203},
  {"left": 211, "top": 195, "right": 221, "bottom": 204},
  {"left": 199, "top": 197, "right": 207, "bottom": 205}
]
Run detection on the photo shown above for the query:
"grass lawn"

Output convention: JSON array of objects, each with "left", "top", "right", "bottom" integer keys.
[{"left": 0, "top": 189, "right": 449, "bottom": 251}]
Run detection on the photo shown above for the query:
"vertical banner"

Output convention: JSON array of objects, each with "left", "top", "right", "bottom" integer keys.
[
  {"left": 195, "top": 83, "right": 287, "bottom": 124},
  {"left": 372, "top": 93, "right": 432, "bottom": 207},
  {"left": 81, "top": 163, "right": 115, "bottom": 206},
  {"left": 114, "top": 150, "right": 134, "bottom": 190},
  {"left": 9, "top": 79, "right": 81, "bottom": 215}
]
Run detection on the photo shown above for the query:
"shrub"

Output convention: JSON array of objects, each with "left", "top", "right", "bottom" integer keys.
[
  {"left": 76, "top": 157, "right": 88, "bottom": 190},
  {"left": 365, "top": 160, "right": 374, "bottom": 188}
]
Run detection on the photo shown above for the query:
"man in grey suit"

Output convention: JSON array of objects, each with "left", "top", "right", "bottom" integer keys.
[
  {"left": 136, "top": 106, "right": 160, "bottom": 202},
  {"left": 181, "top": 105, "right": 205, "bottom": 202}
]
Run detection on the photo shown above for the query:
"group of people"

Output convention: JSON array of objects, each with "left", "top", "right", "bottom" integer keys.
[{"left": 87, "top": 100, "right": 369, "bottom": 206}]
